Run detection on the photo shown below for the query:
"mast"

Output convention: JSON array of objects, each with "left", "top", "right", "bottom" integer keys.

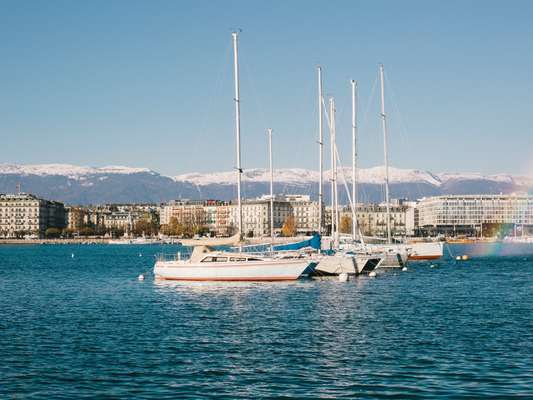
[
  {"left": 351, "top": 79, "right": 358, "bottom": 241},
  {"left": 267, "top": 128, "right": 274, "bottom": 244},
  {"left": 232, "top": 32, "right": 243, "bottom": 237},
  {"left": 330, "top": 97, "right": 339, "bottom": 249},
  {"left": 329, "top": 97, "right": 335, "bottom": 241},
  {"left": 379, "top": 64, "right": 392, "bottom": 244},
  {"left": 317, "top": 66, "right": 324, "bottom": 235}
]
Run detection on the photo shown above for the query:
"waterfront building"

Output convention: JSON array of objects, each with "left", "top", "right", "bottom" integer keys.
[
  {"left": 229, "top": 198, "right": 292, "bottom": 237},
  {"left": 0, "top": 193, "right": 66, "bottom": 238},
  {"left": 416, "top": 194, "right": 533, "bottom": 236},
  {"left": 160, "top": 199, "right": 228, "bottom": 235},
  {"left": 340, "top": 204, "right": 408, "bottom": 237},
  {"left": 66, "top": 206, "right": 89, "bottom": 231},
  {"left": 283, "top": 195, "right": 321, "bottom": 234}
]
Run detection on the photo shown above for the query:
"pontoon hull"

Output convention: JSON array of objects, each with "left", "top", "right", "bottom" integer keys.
[{"left": 314, "top": 254, "right": 383, "bottom": 275}]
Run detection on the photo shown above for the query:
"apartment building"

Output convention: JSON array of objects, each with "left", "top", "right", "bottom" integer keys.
[
  {"left": 339, "top": 203, "right": 408, "bottom": 237},
  {"left": 0, "top": 193, "right": 66, "bottom": 238}
]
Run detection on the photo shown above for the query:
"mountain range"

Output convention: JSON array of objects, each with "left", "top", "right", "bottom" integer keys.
[{"left": 0, "top": 163, "right": 531, "bottom": 205}]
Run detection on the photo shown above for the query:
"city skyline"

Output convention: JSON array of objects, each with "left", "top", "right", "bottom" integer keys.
[{"left": 1, "top": 1, "right": 532, "bottom": 177}]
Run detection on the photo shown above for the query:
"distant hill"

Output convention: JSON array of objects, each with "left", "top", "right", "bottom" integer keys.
[{"left": 0, "top": 163, "right": 531, "bottom": 205}]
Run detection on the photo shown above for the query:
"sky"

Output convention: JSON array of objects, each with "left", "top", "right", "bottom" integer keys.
[{"left": 1, "top": 0, "right": 532, "bottom": 177}]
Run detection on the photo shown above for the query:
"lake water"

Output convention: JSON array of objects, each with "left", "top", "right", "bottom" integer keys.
[{"left": 1, "top": 244, "right": 532, "bottom": 398}]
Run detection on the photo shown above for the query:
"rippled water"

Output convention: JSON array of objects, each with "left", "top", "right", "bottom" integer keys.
[{"left": 1, "top": 244, "right": 532, "bottom": 398}]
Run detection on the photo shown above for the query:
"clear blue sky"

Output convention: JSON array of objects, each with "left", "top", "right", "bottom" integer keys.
[{"left": 1, "top": 0, "right": 532, "bottom": 176}]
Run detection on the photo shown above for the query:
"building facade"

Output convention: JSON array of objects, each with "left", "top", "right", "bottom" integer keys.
[
  {"left": 416, "top": 195, "right": 533, "bottom": 236},
  {"left": 343, "top": 204, "right": 408, "bottom": 237},
  {"left": 0, "top": 193, "right": 66, "bottom": 238}
]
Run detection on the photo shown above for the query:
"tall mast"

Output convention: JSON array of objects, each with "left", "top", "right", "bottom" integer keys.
[
  {"left": 317, "top": 66, "right": 324, "bottom": 235},
  {"left": 232, "top": 32, "right": 243, "bottom": 237},
  {"left": 329, "top": 97, "right": 335, "bottom": 241},
  {"left": 330, "top": 97, "right": 339, "bottom": 249},
  {"left": 351, "top": 79, "right": 358, "bottom": 241},
  {"left": 379, "top": 64, "right": 392, "bottom": 244},
  {"left": 267, "top": 128, "right": 274, "bottom": 244}
]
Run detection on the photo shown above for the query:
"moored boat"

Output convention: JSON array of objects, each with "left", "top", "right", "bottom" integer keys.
[
  {"left": 408, "top": 241, "right": 444, "bottom": 260},
  {"left": 154, "top": 247, "right": 312, "bottom": 281},
  {"left": 313, "top": 251, "right": 383, "bottom": 276}
]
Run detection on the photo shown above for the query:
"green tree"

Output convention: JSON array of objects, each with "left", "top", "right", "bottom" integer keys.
[
  {"left": 45, "top": 227, "right": 62, "bottom": 238},
  {"left": 79, "top": 226, "right": 95, "bottom": 237},
  {"left": 132, "top": 219, "right": 158, "bottom": 236}
]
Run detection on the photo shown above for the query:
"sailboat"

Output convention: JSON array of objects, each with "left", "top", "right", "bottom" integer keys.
[
  {"left": 312, "top": 68, "right": 384, "bottom": 276},
  {"left": 365, "top": 64, "right": 411, "bottom": 267},
  {"left": 153, "top": 32, "right": 313, "bottom": 281}
]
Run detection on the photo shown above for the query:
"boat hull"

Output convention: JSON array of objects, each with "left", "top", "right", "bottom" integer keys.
[
  {"left": 314, "top": 253, "right": 382, "bottom": 275},
  {"left": 154, "top": 259, "right": 311, "bottom": 281},
  {"left": 408, "top": 242, "right": 444, "bottom": 261}
]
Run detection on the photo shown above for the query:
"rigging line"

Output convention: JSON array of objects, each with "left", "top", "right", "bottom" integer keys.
[
  {"left": 384, "top": 70, "right": 425, "bottom": 201},
  {"left": 360, "top": 75, "right": 379, "bottom": 132},
  {"left": 357, "top": 75, "right": 379, "bottom": 205},
  {"left": 334, "top": 142, "right": 360, "bottom": 232}
]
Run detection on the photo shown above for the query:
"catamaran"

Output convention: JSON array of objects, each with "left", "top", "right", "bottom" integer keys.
[
  {"left": 311, "top": 68, "right": 384, "bottom": 276},
  {"left": 153, "top": 32, "right": 313, "bottom": 281}
]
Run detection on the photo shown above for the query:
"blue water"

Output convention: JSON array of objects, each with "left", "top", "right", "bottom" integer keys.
[{"left": 1, "top": 244, "right": 532, "bottom": 398}]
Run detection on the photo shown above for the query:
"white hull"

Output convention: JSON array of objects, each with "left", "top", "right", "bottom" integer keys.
[
  {"left": 314, "top": 253, "right": 383, "bottom": 275},
  {"left": 363, "top": 244, "right": 411, "bottom": 268},
  {"left": 154, "top": 256, "right": 311, "bottom": 281},
  {"left": 408, "top": 241, "right": 444, "bottom": 260}
]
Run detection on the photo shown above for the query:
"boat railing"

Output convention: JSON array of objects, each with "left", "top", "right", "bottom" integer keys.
[
  {"left": 243, "top": 248, "right": 318, "bottom": 259},
  {"left": 156, "top": 250, "right": 192, "bottom": 262}
]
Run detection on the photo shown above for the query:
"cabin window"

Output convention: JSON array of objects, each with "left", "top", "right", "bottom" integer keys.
[
  {"left": 246, "top": 258, "right": 261, "bottom": 261},
  {"left": 229, "top": 257, "right": 247, "bottom": 262},
  {"left": 201, "top": 256, "right": 227, "bottom": 262}
]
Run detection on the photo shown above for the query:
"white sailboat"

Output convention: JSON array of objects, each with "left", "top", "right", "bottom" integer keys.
[
  {"left": 365, "top": 64, "right": 411, "bottom": 268},
  {"left": 313, "top": 69, "right": 383, "bottom": 276},
  {"left": 153, "top": 32, "right": 312, "bottom": 281}
]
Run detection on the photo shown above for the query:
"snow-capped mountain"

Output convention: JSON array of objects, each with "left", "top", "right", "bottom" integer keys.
[
  {"left": 175, "top": 165, "right": 528, "bottom": 188},
  {"left": 0, "top": 163, "right": 531, "bottom": 205},
  {"left": 0, "top": 163, "right": 154, "bottom": 178}
]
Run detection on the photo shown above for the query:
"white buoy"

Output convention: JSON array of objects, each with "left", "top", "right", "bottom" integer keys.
[
  {"left": 368, "top": 271, "right": 377, "bottom": 278},
  {"left": 455, "top": 256, "right": 461, "bottom": 261},
  {"left": 338, "top": 272, "right": 349, "bottom": 282},
  {"left": 402, "top": 266, "right": 408, "bottom": 272},
  {"left": 71, "top": 253, "right": 75, "bottom": 258},
  {"left": 430, "top": 264, "right": 436, "bottom": 268},
  {"left": 139, "top": 253, "right": 142, "bottom": 257},
  {"left": 138, "top": 274, "right": 145, "bottom": 281}
]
